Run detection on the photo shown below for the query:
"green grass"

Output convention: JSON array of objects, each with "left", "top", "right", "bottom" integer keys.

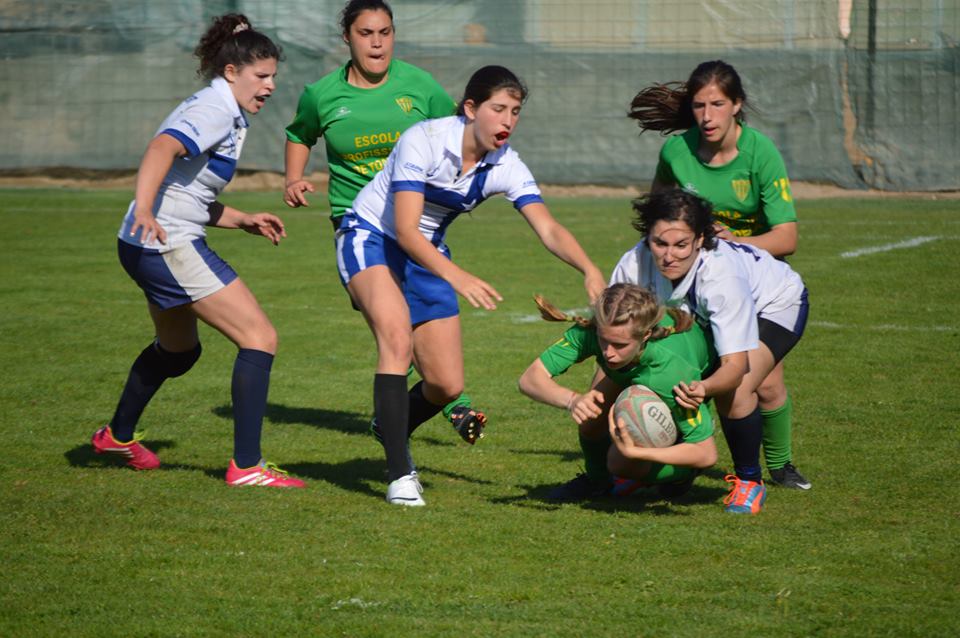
[{"left": 1, "top": 188, "right": 959, "bottom": 636}]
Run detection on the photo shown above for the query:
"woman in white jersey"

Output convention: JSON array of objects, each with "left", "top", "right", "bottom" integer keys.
[
  {"left": 336, "top": 65, "right": 606, "bottom": 506},
  {"left": 611, "top": 188, "right": 809, "bottom": 514},
  {"left": 91, "top": 14, "right": 305, "bottom": 488}
]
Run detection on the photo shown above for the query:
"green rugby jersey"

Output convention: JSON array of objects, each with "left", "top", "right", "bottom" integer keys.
[
  {"left": 538, "top": 316, "right": 714, "bottom": 443},
  {"left": 655, "top": 125, "right": 796, "bottom": 236},
  {"left": 286, "top": 59, "right": 455, "bottom": 218}
]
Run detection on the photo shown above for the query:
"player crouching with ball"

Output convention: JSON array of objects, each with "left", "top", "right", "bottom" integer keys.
[{"left": 518, "top": 284, "right": 717, "bottom": 503}]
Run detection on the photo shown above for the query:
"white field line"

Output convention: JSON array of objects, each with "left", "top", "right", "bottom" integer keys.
[
  {"left": 507, "top": 307, "right": 591, "bottom": 324},
  {"left": 809, "top": 320, "right": 956, "bottom": 332},
  {"left": 840, "top": 236, "right": 941, "bottom": 258}
]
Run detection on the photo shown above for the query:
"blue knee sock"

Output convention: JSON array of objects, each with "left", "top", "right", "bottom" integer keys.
[
  {"left": 231, "top": 349, "right": 273, "bottom": 468},
  {"left": 111, "top": 341, "right": 201, "bottom": 442},
  {"left": 720, "top": 406, "right": 764, "bottom": 482}
]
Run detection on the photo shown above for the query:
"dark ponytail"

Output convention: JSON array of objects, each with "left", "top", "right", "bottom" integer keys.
[{"left": 194, "top": 14, "right": 283, "bottom": 80}]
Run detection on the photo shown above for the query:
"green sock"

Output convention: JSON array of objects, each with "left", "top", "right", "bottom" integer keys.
[
  {"left": 579, "top": 433, "right": 612, "bottom": 484},
  {"left": 645, "top": 462, "right": 694, "bottom": 484},
  {"left": 442, "top": 393, "right": 472, "bottom": 421},
  {"left": 761, "top": 394, "right": 793, "bottom": 470}
]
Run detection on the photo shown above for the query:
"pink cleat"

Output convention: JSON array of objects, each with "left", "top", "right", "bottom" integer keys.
[
  {"left": 91, "top": 426, "right": 160, "bottom": 470},
  {"left": 225, "top": 460, "right": 306, "bottom": 488}
]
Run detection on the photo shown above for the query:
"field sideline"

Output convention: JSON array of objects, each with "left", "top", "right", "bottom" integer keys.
[{"left": 1, "top": 188, "right": 958, "bottom": 636}]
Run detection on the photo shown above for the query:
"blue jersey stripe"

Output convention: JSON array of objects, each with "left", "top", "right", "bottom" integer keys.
[
  {"left": 392, "top": 180, "right": 426, "bottom": 193},
  {"left": 207, "top": 152, "right": 237, "bottom": 182},
  {"left": 161, "top": 129, "right": 201, "bottom": 158},
  {"left": 513, "top": 194, "right": 544, "bottom": 210}
]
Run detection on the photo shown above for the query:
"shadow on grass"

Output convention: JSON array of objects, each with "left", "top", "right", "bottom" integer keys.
[
  {"left": 507, "top": 447, "right": 583, "bottom": 463},
  {"left": 489, "top": 480, "right": 728, "bottom": 515},
  {"left": 65, "top": 440, "right": 231, "bottom": 481},
  {"left": 211, "top": 402, "right": 370, "bottom": 436},
  {"left": 212, "top": 402, "right": 463, "bottom": 455}
]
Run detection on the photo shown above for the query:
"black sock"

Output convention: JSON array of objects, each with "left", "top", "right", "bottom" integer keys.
[
  {"left": 110, "top": 341, "right": 201, "bottom": 442},
  {"left": 375, "top": 373, "right": 413, "bottom": 480},
  {"left": 231, "top": 349, "right": 273, "bottom": 468},
  {"left": 406, "top": 381, "right": 444, "bottom": 437},
  {"left": 719, "top": 406, "right": 764, "bottom": 482}
]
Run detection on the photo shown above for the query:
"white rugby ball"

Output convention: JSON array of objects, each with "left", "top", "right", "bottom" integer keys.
[{"left": 613, "top": 384, "right": 677, "bottom": 448}]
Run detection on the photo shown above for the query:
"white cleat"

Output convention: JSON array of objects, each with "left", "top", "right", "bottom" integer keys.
[{"left": 386, "top": 472, "right": 425, "bottom": 507}]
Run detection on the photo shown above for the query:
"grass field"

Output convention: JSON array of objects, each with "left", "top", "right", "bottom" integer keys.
[{"left": 1, "top": 188, "right": 959, "bottom": 636}]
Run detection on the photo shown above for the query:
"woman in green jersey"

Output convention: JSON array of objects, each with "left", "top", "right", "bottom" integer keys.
[
  {"left": 627, "top": 60, "right": 809, "bottom": 490},
  {"left": 284, "top": 0, "right": 486, "bottom": 442},
  {"left": 519, "top": 284, "right": 717, "bottom": 502}
]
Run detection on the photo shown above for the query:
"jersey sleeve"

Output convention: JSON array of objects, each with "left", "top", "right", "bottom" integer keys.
[
  {"left": 700, "top": 273, "right": 759, "bottom": 356},
  {"left": 538, "top": 324, "right": 594, "bottom": 377},
  {"left": 285, "top": 86, "right": 322, "bottom": 147},
  {"left": 387, "top": 125, "right": 432, "bottom": 193},
  {"left": 160, "top": 102, "right": 233, "bottom": 159},
  {"left": 501, "top": 154, "right": 544, "bottom": 211},
  {"left": 653, "top": 138, "right": 680, "bottom": 186},
  {"left": 609, "top": 246, "right": 640, "bottom": 285},
  {"left": 676, "top": 403, "right": 713, "bottom": 443},
  {"left": 754, "top": 134, "right": 797, "bottom": 227}
]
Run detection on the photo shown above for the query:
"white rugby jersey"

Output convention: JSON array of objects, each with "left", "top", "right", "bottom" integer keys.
[
  {"left": 611, "top": 239, "right": 805, "bottom": 356},
  {"left": 348, "top": 116, "right": 544, "bottom": 245},
  {"left": 118, "top": 77, "right": 248, "bottom": 250}
]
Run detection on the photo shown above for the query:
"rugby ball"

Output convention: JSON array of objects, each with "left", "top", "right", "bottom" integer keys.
[{"left": 613, "top": 385, "right": 677, "bottom": 448}]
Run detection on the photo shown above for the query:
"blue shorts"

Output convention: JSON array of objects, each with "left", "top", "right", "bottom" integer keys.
[
  {"left": 118, "top": 238, "right": 237, "bottom": 310},
  {"left": 335, "top": 214, "right": 459, "bottom": 324}
]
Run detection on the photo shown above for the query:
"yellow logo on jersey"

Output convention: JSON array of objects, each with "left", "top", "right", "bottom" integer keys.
[
  {"left": 731, "top": 179, "right": 751, "bottom": 202},
  {"left": 682, "top": 408, "right": 702, "bottom": 429},
  {"left": 774, "top": 177, "right": 793, "bottom": 202},
  {"left": 396, "top": 97, "right": 414, "bottom": 114}
]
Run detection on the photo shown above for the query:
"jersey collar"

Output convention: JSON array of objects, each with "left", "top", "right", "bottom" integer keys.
[{"left": 211, "top": 76, "right": 249, "bottom": 129}]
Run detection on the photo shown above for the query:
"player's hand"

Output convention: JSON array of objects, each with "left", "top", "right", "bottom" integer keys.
[
  {"left": 130, "top": 208, "right": 166, "bottom": 245},
  {"left": 608, "top": 411, "right": 648, "bottom": 460},
  {"left": 241, "top": 212, "right": 287, "bottom": 245},
  {"left": 283, "top": 179, "right": 315, "bottom": 208},
  {"left": 673, "top": 380, "right": 706, "bottom": 410},
  {"left": 568, "top": 389, "right": 604, "bottom": 425},
  {"left": 451, "top": 272, "right": 503, "bottom": 310},
  {"left": 713, "top": 223, "right": 734, "bottom": 242},
  {"left": 584, "top": 270, "right": 606, "bottom": 304}
]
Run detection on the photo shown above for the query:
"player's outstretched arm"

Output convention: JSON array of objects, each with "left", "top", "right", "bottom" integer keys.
[
  {"left": 394, "top": 190, "right": 503, "bottom": 310},
  {"left": 518, "top": 359, "right": 604, "bottom": 424},
  {"left": 207, "top": 202, "right": 287, "bottom": 245},
  {"left": 518, "top": 202, "right": 605, "bottom": 302}
]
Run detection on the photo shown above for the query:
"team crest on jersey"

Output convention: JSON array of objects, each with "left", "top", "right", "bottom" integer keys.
[
  {"left": 731, "top": 179, "right": 751, "bottom": 202},
  {"left": 395, "top": 97, "right": 414, "bottom": 114}
]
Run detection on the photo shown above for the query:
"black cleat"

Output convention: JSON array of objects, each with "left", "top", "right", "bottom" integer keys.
[
  {"left": 449, "top": 406, "right": 487, "bottom": 444},
  {"left": 769, "top": 463, "right": 811, "bottom": 490}
]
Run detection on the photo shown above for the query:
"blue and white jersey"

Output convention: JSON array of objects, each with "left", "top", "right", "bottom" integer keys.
[
  {"left": 348, "top": 115, "right": 544, "bottom": 245},
  {"left": 118, "top": 77, "right": 248, "bottom": 251},
  {"left": 611, "top": 240, "right": 805, "bottom": 357}
]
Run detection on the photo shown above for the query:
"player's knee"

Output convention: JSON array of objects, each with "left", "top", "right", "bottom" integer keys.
[
  {"left": 757, "top": 380, "right": 786, "bottom": 407},
  {"left": 239, "top": 321, "right": 278, "bottom": 354},
  {"left": 157, "top": 342, "right": 202, "bottom": 378},
  {"left": 435, "top": 381, "right": 464, "bottom": 405}
]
